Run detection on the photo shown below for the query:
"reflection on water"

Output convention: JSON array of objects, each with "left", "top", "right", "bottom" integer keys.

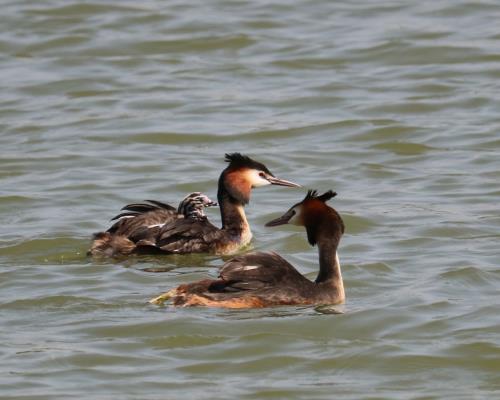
[{"left": 2, "top": 0, "right": 500, "bottom": 398}]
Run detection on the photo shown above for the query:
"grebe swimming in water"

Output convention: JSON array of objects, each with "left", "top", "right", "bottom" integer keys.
[
  {"left": 89, "top": 153, "right": 300, "bottom": 257},
  {"left": 149, "top": 190, "right": 345, "bottom": 308}
]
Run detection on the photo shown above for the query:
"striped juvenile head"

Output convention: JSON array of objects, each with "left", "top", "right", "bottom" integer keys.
[{"left": 177, "top": 192, "right": 218, "bottom": 220}]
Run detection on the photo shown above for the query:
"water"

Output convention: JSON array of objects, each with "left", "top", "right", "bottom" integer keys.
[{"left": 1, "top": 0, "right": 500, "bottom": 398}]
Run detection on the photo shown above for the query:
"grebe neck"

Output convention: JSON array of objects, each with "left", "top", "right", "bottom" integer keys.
[
  {"left": 315, "top": 231, "right": 344, "bottom": 301},
  {"left": 217, "top": 183, "right": 252, "bottom": 241}
]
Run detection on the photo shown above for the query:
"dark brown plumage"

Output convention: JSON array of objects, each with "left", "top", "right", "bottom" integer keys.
[
  {"left": 88, "top": 193, "right": 217, "bottom": 257},
  {"left": 88, "top": 153, "right": 300, "bottom": 257},
  {"left": 150, "top": 190, "right": 346, "bottom": 308}
]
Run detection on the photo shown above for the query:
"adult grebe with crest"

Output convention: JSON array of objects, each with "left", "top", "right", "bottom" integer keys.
[
  {"left": 150, "top": 190, "right": 345, "bottom": 308},
  {"left": 89, "top": 153, "right": 300, "bottom": 257}
]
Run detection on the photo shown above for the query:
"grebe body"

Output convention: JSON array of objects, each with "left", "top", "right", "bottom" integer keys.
[
  {"left": 150, "top": 190, "right": 345, "bottom": 308},
  {"left": 89, "top": 153, "right": 300, "bottom": 257}
]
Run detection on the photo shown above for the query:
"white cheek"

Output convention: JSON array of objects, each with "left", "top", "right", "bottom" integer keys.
[
  {"left": 288, "top": 207, "right": 302, "bottom": 225},
  {"left": 249, "top": 170, "right": 270, "bottom": 187}
]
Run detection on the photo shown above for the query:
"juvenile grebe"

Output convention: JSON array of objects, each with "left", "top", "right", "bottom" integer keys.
[
  {"left": 109, "top": 192, "right": 217, "bottom": 235},
  {"left": 89, "top": 192, "right": 217, "bottom": 257},
  {"left": 149, "top": 190, "right": 345, "bottom": 308},
  {"left": 89, "top": 153, "right": 300, "bottom": 257}
]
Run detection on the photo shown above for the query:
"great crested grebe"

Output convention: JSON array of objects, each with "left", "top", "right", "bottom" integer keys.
[
  {"left": 89, "top": 153, "right": 300, "bottom": 257},
  {"left": 89, "top": 192, "right": 217, "bottom": 257},
  {"left": 149, "top": 190, "right": 345, "bottom": 308}
]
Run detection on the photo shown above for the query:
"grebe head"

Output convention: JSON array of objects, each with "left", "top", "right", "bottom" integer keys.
[
  {"left": 221, "top": 153, "right": 301, "bottom": 204},
  {"left": 177, "top": 192, "right": 218, "bottom": 220},
  {"left": 265, "top": 190, "right": 344, "bottom": 245}
]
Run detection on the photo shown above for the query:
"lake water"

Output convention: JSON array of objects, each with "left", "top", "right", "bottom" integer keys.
[{"left": 1, "top": 0, "right": 500, "bottom": 398}]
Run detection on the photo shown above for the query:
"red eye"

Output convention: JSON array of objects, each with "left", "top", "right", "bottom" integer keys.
[{"left": 259, "top": 172, "right": 266, "bottom": 178}]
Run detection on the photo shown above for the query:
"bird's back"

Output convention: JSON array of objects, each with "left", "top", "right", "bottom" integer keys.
[
  {"left": 167, "top": 251, "right": 315, "bottom": 307},
  {"left": 152, "top": 217, "right": 222, "bottom": 254},
  {"left": 109, "top": 210, "right": 179, "bottom": 237}
]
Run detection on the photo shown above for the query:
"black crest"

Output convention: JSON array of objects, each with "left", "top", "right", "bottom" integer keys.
[
  {"left": 303, "top": 189, "right": 337, "bottom": 203},
  {"left": 224, "top": 153, "right": 272, "bottom": 175}
]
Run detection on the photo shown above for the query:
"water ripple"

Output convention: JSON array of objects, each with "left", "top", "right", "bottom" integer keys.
[{"left": 2, "top": 0, "right": 500, "bottom": 398}]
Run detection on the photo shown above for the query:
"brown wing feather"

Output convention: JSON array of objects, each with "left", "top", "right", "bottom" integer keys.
[
  {"left": 153, "top": 218, "right": 222, "bottom": 253},
  {"left": 119, "top": 200, "right": 176, "bottom": 213},
  {"left": 167, "top": 252, "right": 313, "bottom": 307},
  {"left": 107, "top": 208, "right": 179, "bottom": 237},
  {"left": 143, "top": 199, "right": 177, "bottom": 211},
  {"left": 217, "top": 251, "right": 308, "bottom": 291}
]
